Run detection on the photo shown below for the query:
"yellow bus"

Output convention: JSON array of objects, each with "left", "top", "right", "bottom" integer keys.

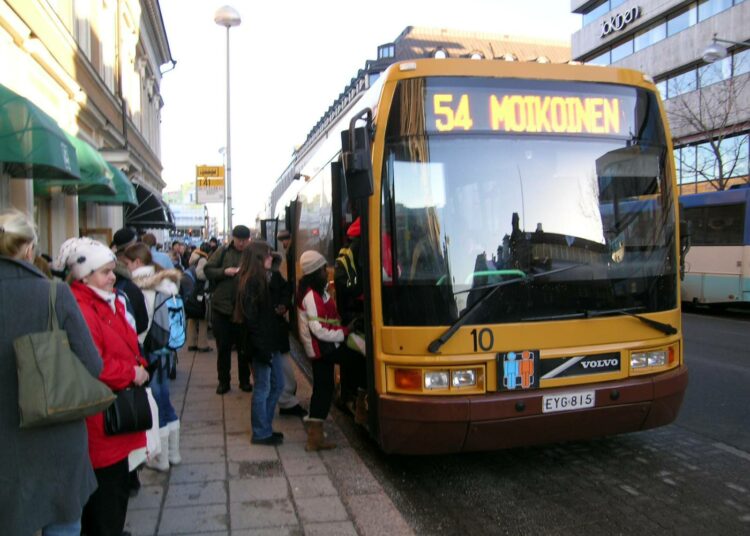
[{"left": 274, "top": 59, "right": 689, "bottom": 454}]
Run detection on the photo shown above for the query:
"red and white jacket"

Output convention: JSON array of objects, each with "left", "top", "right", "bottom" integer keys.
[
  {"left": 70, "top": 281, "right": 147, "bottom": 469},
  {"left": 297, "top": 287, "right": 348, "bottom": 359}
]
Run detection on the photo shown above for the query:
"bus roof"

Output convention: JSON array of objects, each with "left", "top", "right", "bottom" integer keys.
[{"left": 679, "top": 186, "right": 750, "bottom": 208}]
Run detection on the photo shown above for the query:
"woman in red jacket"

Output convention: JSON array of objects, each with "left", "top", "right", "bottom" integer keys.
[{"left": 55, "top": 237, "right": 149, "bottom": 536}]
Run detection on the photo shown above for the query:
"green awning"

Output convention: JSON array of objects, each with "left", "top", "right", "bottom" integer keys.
[
  {"left": 78, "top": 163, "right": 137, "bottom": 206},
  {"left": 34, "top": 134, "right": 116, "bottom": 197},
  {"left": 0, "top": 83, "right": 80, "bottom": 180}
]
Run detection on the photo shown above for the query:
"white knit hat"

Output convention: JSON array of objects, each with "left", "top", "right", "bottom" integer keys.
[
  {"left": 53, "top": 237, "right": 116, "bottom": 280},
  {"left": 300, "top": 250, "right": 327, "bottom": 275}
]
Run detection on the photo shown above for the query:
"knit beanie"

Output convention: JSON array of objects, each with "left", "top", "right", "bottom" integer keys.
[
  {"left": 53, "top": 237, "right": 116, "bottom": 280},
  {"left": 300, "top": 250, "right": 327, "bottom": 275},
  {"left": 112, "top": 227, "right": 137, "bottom": 252}
]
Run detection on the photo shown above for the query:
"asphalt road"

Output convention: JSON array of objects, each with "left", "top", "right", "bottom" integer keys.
[
  {"left": 676, "top": 309, "right": 750, "bottom": 451},
  {"left": 329, "top": 309, "right": 750, "bottom": 535}
]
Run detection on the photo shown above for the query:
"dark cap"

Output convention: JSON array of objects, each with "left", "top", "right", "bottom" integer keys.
[
  {"left": 232, "top": 225, "right": 251, "bottom": 239},
  {"left": 277, "top": 229, "right": 291, "bottom": 240},
  {"left": 112, "top": 227, "right": 137, "bottom": 252}
]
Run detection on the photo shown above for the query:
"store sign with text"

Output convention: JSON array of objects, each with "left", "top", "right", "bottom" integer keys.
[{"left": 600, "top": 6, "right": 641, "bottom": 39}]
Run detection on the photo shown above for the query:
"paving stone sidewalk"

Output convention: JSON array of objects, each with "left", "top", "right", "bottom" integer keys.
[{"left": 124, "top": 347, "right": 414, "bottom": 536}]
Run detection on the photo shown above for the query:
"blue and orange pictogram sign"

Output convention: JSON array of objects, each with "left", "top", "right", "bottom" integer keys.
[{"left": 499, "top": 350, "right": 540, "bottom": 391}]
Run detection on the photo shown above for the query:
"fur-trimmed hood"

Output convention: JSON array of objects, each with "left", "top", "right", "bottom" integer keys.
[{"left": 131, "top": 265, "right": 181, "bottom": 295}]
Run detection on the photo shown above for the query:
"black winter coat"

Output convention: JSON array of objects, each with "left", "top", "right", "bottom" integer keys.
[
  {"left": 269, "top": 271, "right": 291, "bottom": 353},
  {"left": 241, "top": 277, "right": 284, "bottom": 363}
]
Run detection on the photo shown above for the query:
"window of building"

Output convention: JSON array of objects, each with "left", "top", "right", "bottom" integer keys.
[
  {"left": 734, "top": 48, "right": 750, "bottom": 76},
  {"left": 697, "top": 0, "right": 733, "bottom": 21},
  {"left": 634, "top": 21, "right": 666, "bottom": 52},
  {"left": 667, "top": 70, "right": 697, "bottom": 98},
  {"left": 583, "top": 0, "right": 610, "bottom": 26},
  {"left": 74, "top": 0, "right": 92, "bottom": 59},
  {"left": 655, "top": 80, "right": 667, "bottom": 97},
  {"left": 720, "top": 134, "right": 749, "bottom": 178},
  {"left": 696, "top": 141, "right": 719, "bottom": 180},
  {"left": 610, "top": 39, "right": 634, "bottom": 62},
  {"left": 677, "top": 145, "right": 697, "bottom": 184},
  {"left": 587, "top": 49, "right": 611, "bottom": 65},
  {"left": 699, "top": 55, "right": 732, "bottom": 87},
  {"left": 378, "top": 44, "right": 395, "bottom": 59},
  {"left": 434, "top": 48, "right": 448, "bottom": 59},
  {"left": 667, "top": 3, "right": 697, "bottom": 36}
]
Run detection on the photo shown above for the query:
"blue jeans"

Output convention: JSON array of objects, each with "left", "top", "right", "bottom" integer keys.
[
  {"left": 42, "top": 519, "right": 81, "bottom": 536},
  {"left": 148, "top": 351, "right": 178, "bottom": 427},
  {"left": 251, "top": 352, "right": 284, "bottom": 439}
]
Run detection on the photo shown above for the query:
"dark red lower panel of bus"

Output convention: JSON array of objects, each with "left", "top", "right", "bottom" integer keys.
[{"left": 376, "top": 366, "right": 688, "bottom": 454}]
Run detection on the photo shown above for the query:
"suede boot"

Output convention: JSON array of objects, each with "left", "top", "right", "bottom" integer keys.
[
  {"left": 147, "top": 427, "right": 170, "bottom": 472},
  {"left": 167, "top": 420, "right": 181, "bottom": 465},
  {"left": 305, "top": 419, "right": 336, "bottom": 451}
]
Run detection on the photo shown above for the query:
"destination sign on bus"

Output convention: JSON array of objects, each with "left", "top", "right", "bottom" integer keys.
[{"left": 426, "top": 83, "right": 635, "bottom": 137}]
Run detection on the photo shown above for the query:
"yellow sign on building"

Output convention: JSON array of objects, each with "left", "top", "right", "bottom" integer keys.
[
  {"left": 196, "top": 165, "right": 225, "bottom": 203},
  {"left": 196, "top": 165, "right": 225, "bottom": 178}
]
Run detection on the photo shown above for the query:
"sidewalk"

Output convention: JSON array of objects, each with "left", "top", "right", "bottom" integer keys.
[{"left": 124, "top": 346, "right": 414, "bottom": 536}]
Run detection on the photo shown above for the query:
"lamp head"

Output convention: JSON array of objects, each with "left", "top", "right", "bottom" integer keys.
[
  {"left": 214, "top": 5, "right": 241, "bottom": 28},
  {"left": 703, "top": 40, "right": 729, "bottom": 63}
]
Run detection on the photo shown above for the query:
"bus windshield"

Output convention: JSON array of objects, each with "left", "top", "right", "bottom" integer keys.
[{"left": 381, "top": 77, "right": 677, "bottom": 326}]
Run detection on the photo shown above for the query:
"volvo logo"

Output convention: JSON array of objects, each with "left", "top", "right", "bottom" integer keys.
[
  {"left": 540, "top": 353, "right": 621, "bottom": 379},
  {"left": 600, "top": 7, "right": 641, "bottom": 39},
  {"left": 581, "top": 358, "right": 619, "bottom": 369}
]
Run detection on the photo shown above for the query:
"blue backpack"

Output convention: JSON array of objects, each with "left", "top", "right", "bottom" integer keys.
[{"left": 144, "top": 291, "right": 186, "bottom": 354}]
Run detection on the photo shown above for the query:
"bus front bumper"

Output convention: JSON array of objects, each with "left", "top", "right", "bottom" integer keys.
[{"left": 376, "top": 366, "right": 688, "bottom": 454}]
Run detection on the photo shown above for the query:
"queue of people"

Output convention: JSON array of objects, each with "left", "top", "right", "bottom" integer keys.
[{"left": 1, "top": 208, "right": 368, "bottom": 534}]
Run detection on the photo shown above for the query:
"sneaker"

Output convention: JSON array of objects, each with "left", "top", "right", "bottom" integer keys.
[
  {"left": 251, "top": 434, "right": 283, "bottom": 446},
  {"left": 279, "top": 404, "right": 308, "bottom": 417},
  {"left": 272, "top": 431, "right": 284, "bottom": 439},
  {"left": 239, "top": 383, "right": 253, "bottom": 393},
  {"left": 216, "top": 382, "right": 230, "bottom": 395}
]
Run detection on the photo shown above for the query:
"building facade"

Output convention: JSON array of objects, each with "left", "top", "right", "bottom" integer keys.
[
  {"left": 571, "top": 0, "right": 750, "bottom": 194},
  {"left": 0, "top": 0, "right": 173, "bottom": 256},
  {"left": 268, "top": 26, "right": 571, "bottom": 215}
]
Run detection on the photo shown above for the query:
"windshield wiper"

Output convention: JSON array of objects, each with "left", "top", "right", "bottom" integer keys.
[
  {"left": 585, "top": 306, "right": 678, "bottom": 335},
  {"left": 427, "top": 264, "right": 584, "bottom": 354}
]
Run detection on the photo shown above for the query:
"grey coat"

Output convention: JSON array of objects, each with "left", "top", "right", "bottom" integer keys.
[{"left": 0, "top": 256, "right": 102, "bottom": 536}]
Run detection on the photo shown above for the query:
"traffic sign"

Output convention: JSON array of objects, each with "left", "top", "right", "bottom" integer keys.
[{"left": 196, "top": 165, "right": 225, "bottom": 203}]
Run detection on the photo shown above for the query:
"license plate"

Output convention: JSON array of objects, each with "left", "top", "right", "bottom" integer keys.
[{"left": 542, "top": 391, "right": 595, "bottom": 413}]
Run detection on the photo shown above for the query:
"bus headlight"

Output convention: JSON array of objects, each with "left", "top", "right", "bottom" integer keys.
[
  {"left": 424, "top": 371, "right": 450, "bottom": 389},
  {"left": 630, "top": 350, "right": 667, "bottom": 369},
  {"left": 451, "top": 369, "right": 477, "bottom": 388}
]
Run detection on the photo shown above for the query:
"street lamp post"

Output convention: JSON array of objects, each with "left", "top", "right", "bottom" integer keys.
[
  {"left": 702, "top": 33, "right": 750, "bottom": 63},
  {"left": 214, "top": 5, "right": 241, "bottom": 233}
]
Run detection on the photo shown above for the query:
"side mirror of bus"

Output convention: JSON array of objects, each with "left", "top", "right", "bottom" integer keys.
[
  {"left": 341, "top": 108, "right": 374, "bottom": 199},
  {"left": 679, "top": 219, "right": 691, "bottom": 281}
]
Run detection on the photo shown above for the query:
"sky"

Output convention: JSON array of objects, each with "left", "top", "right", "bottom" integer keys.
[{"left": 158, "top": 0, "right": 582, "bottom": 230}]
